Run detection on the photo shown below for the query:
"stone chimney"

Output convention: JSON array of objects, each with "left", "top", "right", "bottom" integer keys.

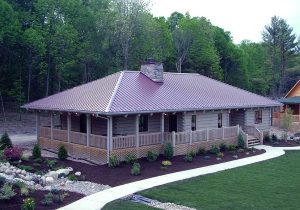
[{"left": 140, "top": 58, "right": 164, "bottom": 83}]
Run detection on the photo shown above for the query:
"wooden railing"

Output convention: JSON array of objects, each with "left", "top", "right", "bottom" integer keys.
[
  {"left": 70, "top": 131, "right": 87, "bottom": 145},
  {"left": 192, "top": 129, "right": 207, "bottom": 142},
  {"left": 243, "top": 125, "right": 256, "bottom": 135},
  {"left": 40, "top": 127, "right": 51, "bottom": 139},
  {"left": 139, "top": 132, "right": 161, "bottom": 146},
  {"left": 209, "top": 128, "right": 222, "bottom": 140},
  {"left": 175, "top": 131, "right": 190, "bottom": 145},
  {"left": 112, "top": 135, "right": 136, "bottom": 149},
  {"left": 239, "top": 128, "right": 248, "bottom": 147},
  {"left": 90, "top": 134, "right": 107, "bottom": 149},
  {"left": 224, "top": 126, "right": 238, "bottom": 138}
]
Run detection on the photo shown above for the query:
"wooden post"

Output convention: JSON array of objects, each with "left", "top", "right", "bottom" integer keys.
[
  {"left": 109, "top": 116, "right": 113, "bottom": 151},
  {"left": 50, "top": 113, "right": 53, "bottom": 141},
  {"left": 206, "top": 128, "right": 209, "bottom": 141},
  {"left": 172, "top": 131, "right": 176, "bottom": 147},
  {"left": 67, "top": 113, "right": 71, "bottom": 144},
  {"left": 106, "top": 117, "right": 110, "bottom": 163},
  {"left": 136, "top": 115, "right": 140, "bottom": 158},
  {"left": 86, "top": 114, "right": 91, "bottom": 147},
  {"left": 161, "top": 113, "right": 164, "bottom": 144},
  {"left": 189, "top": 130, "right": 192, "bottom": 145},
  {"left": 36, "top": 111, "right": 40, "bottom": 142},
  {"left": 222, "top": 126, "right": 225, "bottom": 140},
  {"left": 237, "top": 124, "right": 240, "bottom": 136}
]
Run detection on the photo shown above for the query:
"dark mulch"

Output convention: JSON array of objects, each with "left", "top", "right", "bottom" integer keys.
[
  {"left": 264, "top": 140, "right": 300, "bottom": 147},
  {"left": 0, "top": 185, "right": 83, "bottom": 210},
  {"left": 16, "top": 149, "right": 264, "bottom": 187}
]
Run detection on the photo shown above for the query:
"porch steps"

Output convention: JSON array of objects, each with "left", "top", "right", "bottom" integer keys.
[{"left": 247, "top": 136, "right": 261, "bottom": 147}]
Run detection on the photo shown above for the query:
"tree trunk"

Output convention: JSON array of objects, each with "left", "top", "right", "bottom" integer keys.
[
  {"left": 27, "top": 48, "right": 32, "bottom": 102},
  {"left": 45, "top": 52, "right": 51, "bottom": 97},
  {"left": 176, "top": 57, "right": 182, "bottom": 73},
  {"left": 123, "top": 39, "right": 129, "bottom": 70}
]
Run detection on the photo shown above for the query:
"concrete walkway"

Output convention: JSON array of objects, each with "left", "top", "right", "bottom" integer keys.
[{"left": 60, "top": 145, "right": 300, "bottom": 210}]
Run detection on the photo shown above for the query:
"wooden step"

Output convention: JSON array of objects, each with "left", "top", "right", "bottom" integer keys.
[{"left": 247, "top": 138, "right": 261, "bottom": 146}]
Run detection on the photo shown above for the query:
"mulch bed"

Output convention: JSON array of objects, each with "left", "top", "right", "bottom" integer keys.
[
  {"left": 0, "top": 185, "right": 83, "bottom": 210},
  {"left": 264, "top": 141, "right": 300, "bottom": 147},
  {"left": 18, "top": 149, "right": 265, "bottom": 187}
]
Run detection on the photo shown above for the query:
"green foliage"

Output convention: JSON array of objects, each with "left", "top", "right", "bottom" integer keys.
[
  {"left": 146, "top": 151, "right": 159, "bottom": 162},
  {"left": 41, "top": 192, "right": 53, "bottom": 206},
  {"left": 228, "top": 144, "right": 237, "bottom": 151},
  {"left": 238, "top": 133, "right": 245, "bottom": 149},
  {"left": 197, "top": 147, "right": 206, "bottom": 156},
  {"left": 18, "top": 165, "right": 34, "bottom": 172},
  {"left": 164, "top": 142, "right": 174, "bottom": 160},
  {"left": 272, "top": 134, "right": 278, "bottom": 142},
  {"left": 20, "top": 186, "right": 30, "bottom": 197},
  {"left": 161, "top": 160, "right": 172, "bottom": 166},
  {"left": 131, "top": 162, "right": 141, "bottom": 176},
  {"left": 264, "top": 135, "right": 271, "bottom": 142},
  {"left": 45, "top": 159, "right": 57, "bottom": 169},
  {"left": 0, "top": 150, "right": 5, "bottom": 162},
  {"left": 124, "top": 153, "right": 137, "bottom": 165},
  {"left": 210, "top": 145, "right": 220, "bottom": 155},
  {"left": 32, "top": 144, "right": 41, "bottom": 159},
  {"left": 67, "top": 174, "right": 77, "bottom": 181},
  {"left": 282, "top": 108, "right": 293, "bottom": 141},
  {"left": 108, "top": 154, "right": 119, "bottom": 168},
  {"left": 0, "top": 176, "right": 5, "bottom": 185},
  {"left": 0, "top": 183, "right": 16, "bottom": 200},
  {"left": 58, "top": 145, "right": 68, "bottom": 160},
  {"left": 219, "top": 143, "right": 228, "bottom": 152},
  {"left": 216, "top": 152, "right": 224, "bottom": 158},
  {"left": 21, "top": 197, "right": 36, "bottom": 210},
  {"left": 184, "top": 153, "right": 193, "bottom": 162},
  {"left": 0, "top": 132, "right": 12, "bottom": 150}
]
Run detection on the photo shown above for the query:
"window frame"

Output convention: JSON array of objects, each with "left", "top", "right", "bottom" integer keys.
[
  {"left": 139, "top": 115, "right": 149, "bottom": 132},
  {"left": 255, "top": 110, "right": 262, "bottom": 124},
  {"left": 191, "top": 115, "right": 197, "bottom": 131},
  {"left": 218, "top": 113, "right": 222, "bottom": 128}
]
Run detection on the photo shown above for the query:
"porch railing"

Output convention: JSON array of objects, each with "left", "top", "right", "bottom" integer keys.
[
  {"left": 90, "top": 134, "right": 107, "bottom": 149},
  {"left": 53, "top": 128, "right": 68, "bottom": 142},
  {"left": 112, "top": 135, "right": 136, "bottom": 149},
  {"left": 139, "top": 132, "right": 161, "bottom": 146}
]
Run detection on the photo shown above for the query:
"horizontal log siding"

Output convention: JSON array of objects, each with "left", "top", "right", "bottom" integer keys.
[
  {"left": 230, "top": 110, "right": 245, "bottom": 127},
  {"left": 91, "top": 117, "right": 107, "bottom": 135},
  {"left": 113, "top": 115, "right": 135, "bottom": 135},
  {"left": 245, "top": 108, "right": 271, "bottom": 131}
]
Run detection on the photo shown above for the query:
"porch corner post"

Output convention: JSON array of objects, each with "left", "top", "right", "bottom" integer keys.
[
  {"left": 106, "top": 117, "right": 111, "bottom": 163},
  {"left": 189, "top": 130, "right": 192, "bottom": 145},
  {"left": 50, "top": 113, "right": 53, "bottom": 141},
  {"left": 86, "top": 114, "right": 91, "bottom": 147},
  {"left": 67, "top": 113, "right": 71, "bottom": 144},
  {"left": 172, "top": 131, "right": 176, "bottom": 147},
  {"left": 222, "top": 126, "right": 225, "bottom": 140},
  {"left": 136, "top": 114, "right": 140, "bottom": 158},
  {"left": 161, "top": 113, "right": 165, "bottom": 144},
  {"left": 36, "top": 111, "right": 40, "bottom": 142},
  {"left": 237, "top": 124, "right": 240, "bottom": 136},
  {"left": 206, "top": 128, "right": 209, "bottom": 141}
]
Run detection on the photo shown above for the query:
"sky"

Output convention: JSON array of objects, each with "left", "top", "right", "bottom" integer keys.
[{"left": 150, "top": 0, "right": 300, "bottom": 44}]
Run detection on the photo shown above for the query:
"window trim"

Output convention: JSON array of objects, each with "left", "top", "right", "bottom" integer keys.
[
  {"left": 139, "top": 115, "right": 149, "bottom": 132},
  {"left": 191, "top": 115, "right": 197, "bottom": 131},
  {"left": 255, "top": 110, "right": 262, "bottom": 124},
  {"left": 218, "top": 113, "right": 222, "bottom": 128}
]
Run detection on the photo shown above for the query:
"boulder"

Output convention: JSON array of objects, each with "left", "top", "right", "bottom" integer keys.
[
  {"left": 5, "top": 162, "right": 10, "bottom": 167},
  {"left": 46, "top": 171, "right": 58, "bottom": 180},
  {"left": 5, "top": 169, "right": 12, "bottom": 175},
  {"left": 21, "top": 170, "right": 26, "bottom": 175},
  {"left": 45, "top": 176, "right": 54, "bottom": 185},
  {"left": 75, "top": 171, "right": 81, "bottom": 176},
  {"left": 55, "top": 167, "right": 73, "bottom": 176}
]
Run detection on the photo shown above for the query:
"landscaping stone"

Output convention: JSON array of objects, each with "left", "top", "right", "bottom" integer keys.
[
  {"left": 75, "top": 171, "right": 81, "bottom": 176},
  {"left": 47, "top": 171, "right": 59, "bottom": 180},
  {"left": 56, "top": 167, "right": 73, "bottom": 176},
  {"left": 45, "top": 176, "right": 54, "bottom": 184}
]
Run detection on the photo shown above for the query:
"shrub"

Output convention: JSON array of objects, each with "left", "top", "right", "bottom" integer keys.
[
  {"left": 164, "top": 142, "right": 174, "bottom": 160},
  {"left": 216, "top": 152, "right": 224, "bottom": 158},
  {"left": 21, "top": 197, "right": 36, "bottom": 210},
  {"left": 50, "top": 189, "right": 69, "bottom": 203},
  {"left": 0, "top": 183, "right": 16, "bottom": 200},
  {"left": 41, "top": 192, "right": 53, "bottom": 206},
  {"left": 160, "top": 165, "right": 168, "bottom": 171},
  {"left": 32, "top": 144, "right": 41, "bottom": 159},
  {"left": 238, "top": 133, "right": 245, "bottom": 149},
  {"left": 45, "top": 159, "right": 57, "bottom": 169},
  {"left": 108, "top": 154, "right": 119, "bottom": 168},
  {"left": 264, "top": 135, "right": 270, "bottom": 142},
  {"left": 210, "top": 145, "right": 220, "bottom": 155},
  {"left": 124, "top": 153, "right": 137, "bottom": 165},
  {"left": 67, "top": 174, "right": 77, "bottom": 181},
  {"left": 219, "top": 143, "right": 228, "bottom": 152},
  {"left": 0, "top": 132, "right": 12, "bottom": 150},
  {"left": 0, "top": 150, "right": 5, "bottom": 162},
  {"left": 197, "top": 147, "right": 206, "bottom": 155},
  {"left": 228, "top": 144, "right": 236, "bottom": 151},
  {"left": 131, "top": 162, "right": 141, "bottom": 176},
  {"left": 184, "top": 153, "right": 193, "bottom": 162},
  {"left": 188, "top": 150, "right": 197, "bottom": 157},
  {"left": 18, "top": 165, "right": 34, "bottom": 172},
  {"left": 161, "top": 160, "right": 172, "bottom": 166},
  {"left": 271, "top": 134, "right": 278, "bottom": 142},
  {"left": 58, "top": 145, "right": 68, "bottom": 160},
  {"left": 146, "top": 151, "right": 158, "bottom": 162},
  {"left": 20, "top": 186, "right": 29, "bottom": 197},
  {"left": 4, "top": 146, "right": 22, "bottom": 161}
]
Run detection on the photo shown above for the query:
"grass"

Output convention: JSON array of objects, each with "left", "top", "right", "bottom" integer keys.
[
  {"left": 103, "top": 151, "right": 300, "bottom": 210},
  {"left": 103, "top": 200, "right": 157, "bottom": 210}
]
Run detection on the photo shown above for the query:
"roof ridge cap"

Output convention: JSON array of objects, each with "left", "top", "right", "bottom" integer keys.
[{"left": 105, "top": 71, "right": 124, "bottom": 112}]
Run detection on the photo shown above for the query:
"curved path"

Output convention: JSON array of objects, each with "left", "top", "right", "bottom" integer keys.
[{"left": 60, "top": 145, "right": 300, "bottom": 210}]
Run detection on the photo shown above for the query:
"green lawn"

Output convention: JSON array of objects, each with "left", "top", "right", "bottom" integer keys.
[{"left": 103, "top": 151, "right": 300, "bottom": 210}]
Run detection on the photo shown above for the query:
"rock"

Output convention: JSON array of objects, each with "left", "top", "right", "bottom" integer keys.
[
  {"left": 18, "top": 160, "right": 22, "bottom": 163},
  {"left": 5, "top": 162, "right": 10, "bottom": 167},
  {"left": 5, "top": 169, "right": 12, "bottom": 175},
  {"left": 216, "top": 157, "right": 222, "bottom": 161},
  {"left": 24, "top": 175, "right": 32, "bottom": 181},
  {"left": 56, "top": 167, "right": 73, "bottom": 176},
  {"left": 66, "top": 180, "right": 74, "bottom": 185},
  {"left": 45, "top": 176, "right": 54, "bottom": 185},
  {"left": 16, "top": 169, "right": 21, "bottom": 174},
  {"left": 46, "top": 171, "right": 58, "bottom": 180},
  {"left": 21, "top": 170, "right": 26, "bottom": 175},
  {"left": 41, "top": 176, "right": 46, "bottom": 185},
  {"left": 75, "top": 171, "right": 81, "bottom": 176},
  {"left": 44, "top": 186, "right": 51, "bottom": 191},
  {"left": 35, "top": 184, "right": 42, "bottom": 190}
]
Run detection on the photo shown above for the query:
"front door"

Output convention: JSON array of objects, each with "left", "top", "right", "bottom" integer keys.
[{"left": 169, "top": 115, "right": 177, "bottom": 132}]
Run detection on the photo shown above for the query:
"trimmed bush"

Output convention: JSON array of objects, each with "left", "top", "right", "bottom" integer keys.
[
  {"left": 124, "top": 153, "right": 137, "bottom": 165},
  {"left": 210, "top": 145, "right": 220, "bottom": 155},
  {"left": 4, "top": 146, "right": 22, "bottom": 161},
  {"left": 238, "top": 133, "right": 245, "bottom": 149},
  {"left": 197, "top": 147, "right": 206, "bottom": 156},
  {"left": 32, "top": 144, "right": 41, "bottom": 159},
  {"left": 58, "top": 145, "right": 68, "bottom": 160},
  {"left": 147, "top": 151, "right": 159, "bottom": 162},
  {"left": 228, "top": 144, "right": 236, "bottom": 151},
  {"left": 164, "top": 142, "right": 174, "bottom": 160},
  {"left": 219, "top": 143, "right": 228, "bottom": 152},
  {"left": 0, "top": 132, "right": 12, "bottom": 150},
  {"left": 184, "top": 153, "right": 193, "bottom": 162},
  {"left": 45, "top": 159, "right": 57, "bottom": 169},
  {"left": 21, "top": 197, "right": 36, "bottom": 210},
  {"left": 0, "top": 183, "right": 16, "bottom": 200},
  {"left": 108, "top": 154, "right": 119, "bottom": 168},
  {"left": 131, "top": 162, "right": 141, "bottom": 176},
  {"left": 161, "top": 160, "right": 172, "bottom": 166}
]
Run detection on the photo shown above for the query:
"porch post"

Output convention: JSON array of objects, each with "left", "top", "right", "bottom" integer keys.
[
  {"left": 172, "top": 131, "right": 176, "bottom": 147},
  {"left": 161, "top": 113, "right": 164, "bottom": 144},
  {"left": 67, "top": 113, "right": 71, "bottom": 144},
  {"left": 222, "top": 127, "right": 225, "bottom": 140},
  {"left": 86, "top": 114, "right": 91, "bottom": 147},
  {"left": 36, "top": 111, "right": 40, "bottom": 141},
  {"left": 189, "top": 130, "right": 192, "bottom": 145},
  {"left": 50, "top": 113, "right": 53, "bottom": 141},
  {"left": 106, "top": 117, "right": 110, "bottom": 163},
  {"left": 206, "top": 128, "right": 209, "bottom": 141},
  {"left": 136, "top": 114, "right": 140, "bottom": 157},
  {"left": 109, "top": 116, "right": 113, "bottom": 151}
]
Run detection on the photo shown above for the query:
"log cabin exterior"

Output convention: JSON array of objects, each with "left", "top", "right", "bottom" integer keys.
[{"left": 22, "top": 60, "right": 281, "bottom": 164}]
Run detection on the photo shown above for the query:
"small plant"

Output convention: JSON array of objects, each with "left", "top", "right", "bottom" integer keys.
[
  {"left": 164, "top": 142, "right": 174, "bottom": 160},
  {"left": 20, "top": 186, "right": 30, "bottom": 197},
  {"left": 0, "top": 132, "right": 12, "bottom": 150},
  {"left": 184, "top": 153, "right": 193, "bottom": 162},
  {"left": 197, "top": 147, "right": 206, "bottom": 156},
  {"left": 53, "top": 192, "right": 69, "bottom": 203},
  {"left": 161, "top": 160, "right": 172, "bottom": 166},
  {"left": 67, "top": 174, "right": 77, "bottom": 181},
  {"left": 147, "top": 151, "right": 158, "bottom": 162},
  {"left": 0, "top": 150, "right": 5, "bottom": 162},
  {"left": 15, "top": 180, "right": 26, "bottom": 188},
  {"left": 41, "top": 192, "right": 53, "bottom": 206},
  {"left": 131, "top": 162, "right": 141, "bottom": 176},
  {"left": 238, "top": 133, "right": 245, "bottom": 149},
  {"left": 4, "top": 146, "right": 22, "bottom": 161},
  {"left": 237, "top": 148, "right": 245, "bottom": 153},
  {"left": 45, "top": 159, "right": 57, "bottom": 169},
  {"left": 210, "top": 145, "right": 220, "bottom": 155},
  {"left": 124, "top": 153, "right": 137, "bottom": 165},
  {"left": 188, "top": 150, "right": 197, "bottom": 157},
  {"left": 32, "top": 144, "right": 41, "bottom": 159},
  {"left": 219, "top": 143, "right": 228, "bottom": 152},
  {"left": 216, "top": 152, "right": 224, "bottom": 158},
  {"left": 21, "top": 197, "right": 36, "bottom": 210},
  {"left": 58, "top": 144, "right": 68, "bottom": 160},
  {"left": 271, "top": 134, "right": 278, "bottom": 142},
  {"left": 228, "top": 144, "right": 236, "bottom": 151},
  {"left": 264, "top": 135, "right": 270, "bottom": 142},
  {"left": 34, "top": 158, "right": 43, "bottom": 163},
  {"left": 0, "top": 183, "right": 16, "bottom": 200},
  {"left": 160, "top": 165, "right": 168, "bottom": 171},
  {"left": 108, "top": 154, "right": 119, "bottom": 168},
  {"left": 18, "top": 165, "right": 34, "bottom": 172}
]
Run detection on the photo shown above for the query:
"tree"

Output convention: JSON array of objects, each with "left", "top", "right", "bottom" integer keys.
[{"left": 282, "top": 108, "right": 293, "bottom": 142}]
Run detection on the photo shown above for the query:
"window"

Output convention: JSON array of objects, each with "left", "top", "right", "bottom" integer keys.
[
  {"left": 255, "top": 110, "right": 262, "bottom": 124},
  {"left": 191, "top": 115, "right": 196, "bottom": 131},
  {"left": 139, "top": 115, "right": 148, "bottom": 132},
  {"left": 218, "top": 113, "right": 222, "bottom": 128}
]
